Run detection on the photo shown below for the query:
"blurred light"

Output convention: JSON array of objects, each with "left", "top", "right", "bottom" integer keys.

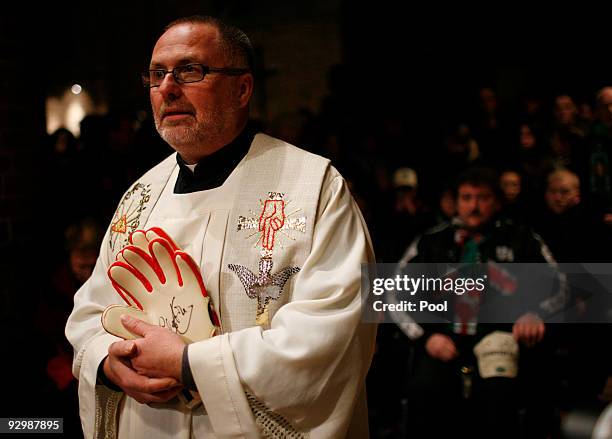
[
  {"left": 46, "top": 86, "right": 102, "bottom": 137},
  {"left": 66, "top": 100, "right": 86, "bottom": 136}
]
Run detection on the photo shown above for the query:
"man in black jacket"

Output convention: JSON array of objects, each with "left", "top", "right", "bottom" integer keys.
[{"left": 399, "top": 167, "right": 561, "bottom": 438}]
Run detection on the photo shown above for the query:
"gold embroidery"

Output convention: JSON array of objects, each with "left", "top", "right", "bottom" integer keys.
[
  {"left": 111, "top": 215, "right": 127, "bottom": 234},
  {"left": 109, "top": 183, "right": 152, "bottom": 252},
  {"left": 245, "top": 390, "right": 307, "bottom": 438}
]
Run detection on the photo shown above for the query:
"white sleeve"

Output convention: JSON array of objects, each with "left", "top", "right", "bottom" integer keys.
[{"left": 188, "top": 170, "right": 377, "bottom": 438}]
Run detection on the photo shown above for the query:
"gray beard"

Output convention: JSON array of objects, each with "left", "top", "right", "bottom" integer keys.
[{"left": 158, "top": 124, "right": 206, "bottom": 148}]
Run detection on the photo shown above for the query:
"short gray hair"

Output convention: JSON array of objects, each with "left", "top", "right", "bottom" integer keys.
[{"left": 164, "top": 15, "right": 254, "bottom": 72}]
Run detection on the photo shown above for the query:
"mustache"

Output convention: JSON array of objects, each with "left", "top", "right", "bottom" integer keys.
[{"left": 160, "top": 102, "right": 196, "bottom": 117}]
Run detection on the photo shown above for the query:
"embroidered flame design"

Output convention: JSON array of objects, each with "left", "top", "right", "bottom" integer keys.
[{"left": 111, "top": 215, "right": 128, "bottom": 234}]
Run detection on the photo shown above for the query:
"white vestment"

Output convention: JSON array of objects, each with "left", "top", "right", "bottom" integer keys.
[{"left": 66, "top": 134, "right": 377, "bottom": 438}]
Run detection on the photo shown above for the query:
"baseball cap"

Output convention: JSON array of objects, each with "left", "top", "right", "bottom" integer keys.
[
  {"left": 393, "top": 167, "right": 418, "bottom": 189},
  {"left": 473, "top": 331, "right": 519, "bottom": 378}
]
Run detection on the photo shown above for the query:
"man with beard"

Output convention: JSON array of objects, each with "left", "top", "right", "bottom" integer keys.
[
  {"left": 397, "top": 167, "right": 561, "bottom": 438},
  {"left": 66, "top": 16, "right": 375, "bottom": 439}
]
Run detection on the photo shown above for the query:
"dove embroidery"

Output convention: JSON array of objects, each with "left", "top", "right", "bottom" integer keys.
[{"left": 229, "top": 256, "right": 300, "bottom": 325}]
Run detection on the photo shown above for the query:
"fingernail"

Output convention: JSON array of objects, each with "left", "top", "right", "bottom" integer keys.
[{"left": 121, "top": 315, "right": 131, "bottom": 324}]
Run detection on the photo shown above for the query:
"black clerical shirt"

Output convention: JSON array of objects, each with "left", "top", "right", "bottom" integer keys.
[{"left": 174, "top": 123, "right": 256, "bottom": 194}]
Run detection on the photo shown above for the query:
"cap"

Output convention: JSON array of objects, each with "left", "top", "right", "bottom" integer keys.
[
  {"left": 393, "top": 167, "right": 418, "bottom": 189},
  {"left": 473, "top": 331, "right": 519, "bottom": 379}
]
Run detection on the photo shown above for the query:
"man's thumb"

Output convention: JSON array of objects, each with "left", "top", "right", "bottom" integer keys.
[
  {"left": 121, "top": 314, "right": 149, "bottom": 336},
  {"left": 124, "top": 341, "right": 136, "bottom": 355}
]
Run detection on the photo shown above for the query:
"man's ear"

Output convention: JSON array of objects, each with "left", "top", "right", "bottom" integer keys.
[{"left": 237, "top": 73, "right": 254, "bottom": 108}]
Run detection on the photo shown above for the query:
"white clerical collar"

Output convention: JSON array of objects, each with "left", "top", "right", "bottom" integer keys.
[{"left": 185, "top": 163, "right": 197, "bottom": 173}]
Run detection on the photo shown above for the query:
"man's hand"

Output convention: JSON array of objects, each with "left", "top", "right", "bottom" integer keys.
[
  {"left": 103, "top": 339, "right": 182, "bottom": 404},
  {"left": 425, "top": 333, "right": 458, "bottom": 362},
  {"left": 121, "top": 315, "right": 185, "bottom": 381},
  {"left": 512, "top": 313, "right": 545, "bottom": 347}
]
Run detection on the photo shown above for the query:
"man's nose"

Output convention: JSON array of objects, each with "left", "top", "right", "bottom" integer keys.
[
  {"left": 157, "top": 74, "right": 183, "bottom": 100},
  {"left": 466, "top": 198, "right": 477, "bottom": 210}
]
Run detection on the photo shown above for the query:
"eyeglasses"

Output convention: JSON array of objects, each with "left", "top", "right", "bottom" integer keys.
[{"left": 142, "top": 63, "right": 250, "bottom": 88}]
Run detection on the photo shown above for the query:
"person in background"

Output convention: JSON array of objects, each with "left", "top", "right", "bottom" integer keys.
[
  {"left": 587, "top": 87, "right": 612, "bottom": 225},
  {"left": 532, "top": 168, "right": 612, "bottom": 414},
  {"left": 499, "top": 169, "right": 528, "bottom": 224},
  {"left": 379, "top": 167, "right": 435, "bottom": 262},
  {"left": 398, "top": 167, "right": 563, "bottom": 438},
  {"left": 39, "top": 218, "right": 103, "bottom": 438}
]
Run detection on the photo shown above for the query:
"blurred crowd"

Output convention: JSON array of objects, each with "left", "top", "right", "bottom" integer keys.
[{"left": 37, "top": 80, "right": 612, "bottom": 437}]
